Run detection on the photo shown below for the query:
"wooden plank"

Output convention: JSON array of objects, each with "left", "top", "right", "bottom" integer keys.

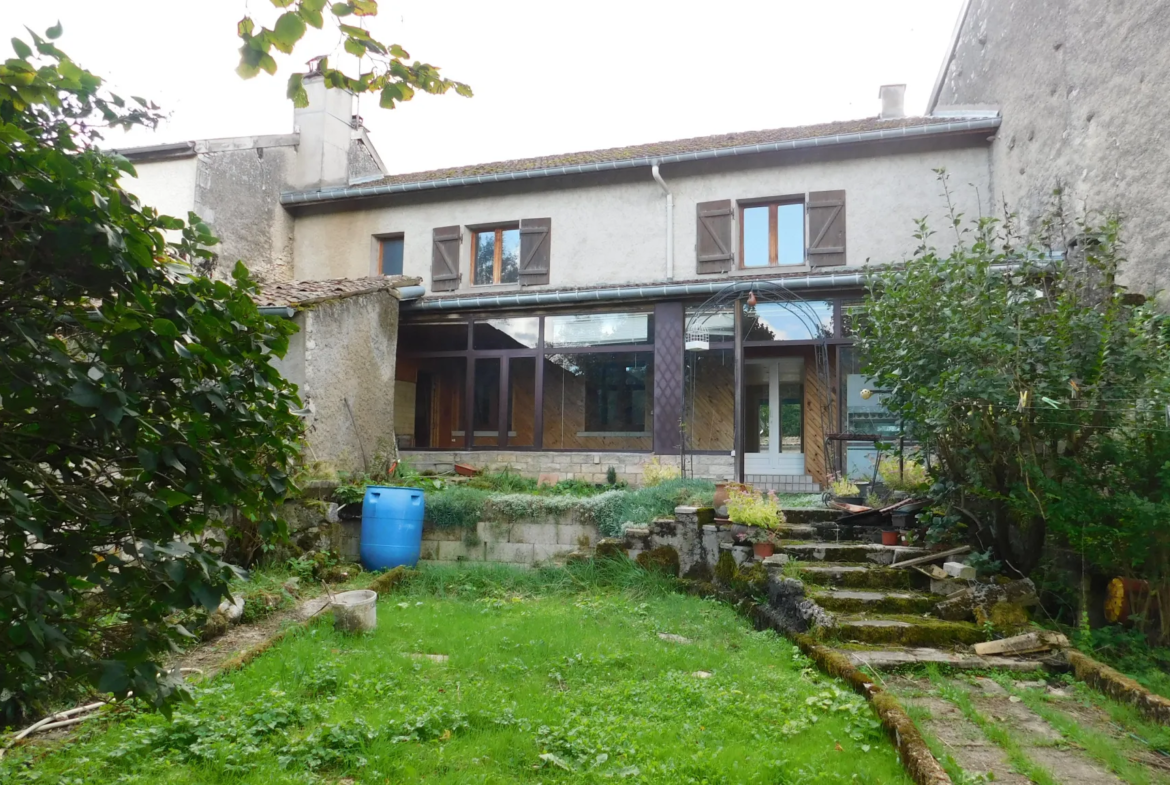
[
  {"left": 889, "top": 545, "right": 972, "bottom": 570},
  {"left": 973, "top": 631, "right": 1068, "bottom": 657}
]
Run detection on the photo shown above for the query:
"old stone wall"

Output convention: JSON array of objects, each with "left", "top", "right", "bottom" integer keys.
[
  {"left": 420, "top": 515, "right": 600, "bottom": 568},
  {"left": 399, "top": 450, "right": 734, "bottom": 486},
  {"left": 279, "top": 290, "right": 400, "bottom": 474},
  {"left": 195, "top": 141, "right": 298, "bottom": 283},
  {"left": 934, "top": 0, "right": 1170, "bottom": 296}
]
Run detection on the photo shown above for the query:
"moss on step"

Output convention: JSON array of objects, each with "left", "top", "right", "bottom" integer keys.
[
  {"left": 829, "top": 615, "right": 987, "bottom": 647},
  {"left": 635, "top": 545, "right": 681, "bottom": 577},
  {"left": 812, "top": 589, "right": 937, "bottom": 615},
  {"left": 797, "top": 564, "right": 913, "bottom": 590}
]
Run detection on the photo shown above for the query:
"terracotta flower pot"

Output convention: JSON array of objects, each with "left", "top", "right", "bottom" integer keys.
[
  {"left": 881, "top": 530, "right": 899, "bottom": 546},
  {"left": 753, "top": 541, "right": 775, "bottom": 558}
]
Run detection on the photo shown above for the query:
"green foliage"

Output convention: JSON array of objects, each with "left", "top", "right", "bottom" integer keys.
[
  {"left": 606, "top": 465, "right": 618, "bottom": 485},
  {"left": 1076, "top": 624, "right": 1170, "bottom": 700},
  {"left": 0, "top": 31, "right": 303, "bottom": 719},
  {"left": 423, "top": 486, "right": 489, "bottom": 529},
  {"left": 641, "top": 456, "right": 682, "bottom": 487},
  {"left": 234, "top": 0, "right": 472, "bottom": 111},
  {"left": 858, "top": 172, "right": 1170, "bottom": 587},
  {"left": 829, "top": 477, "right": 861, "bottom": 497},
  {"left": 725, "top": 486, "right": 785, "bottom": 528},
  {"left": 877, "top": 457, "right": 930, "bottom": 493},
  {"left": 634, "top": 546, "right": 681, "bottom": 578}
]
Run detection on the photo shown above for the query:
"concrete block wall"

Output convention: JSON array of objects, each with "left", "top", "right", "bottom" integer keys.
[
  {"left": 400, "top": 451, "right": 734, "bottom": 486},
  {"left": 419, "top": 514, "right": 601, "bottom": 568}
]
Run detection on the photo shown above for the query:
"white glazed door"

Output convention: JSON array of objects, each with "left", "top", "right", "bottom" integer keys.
[{"left": 744, "top": 358, "right": 805, "bottom": 476}]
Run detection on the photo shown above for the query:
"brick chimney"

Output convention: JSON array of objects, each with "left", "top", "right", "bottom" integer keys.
[
  {"left": 879, "top": 84, "right": 906, "bottom": 120},
  {"left": 292, "top": 71, "right": 354, "bottom": 189}
]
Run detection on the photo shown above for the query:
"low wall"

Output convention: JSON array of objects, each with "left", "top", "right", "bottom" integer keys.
[
  {"left": 420, "top": 514, "right": 601, "bottom": 568},
  {"left": 400, "top": 450, "right": 734, "bottom": 486}
]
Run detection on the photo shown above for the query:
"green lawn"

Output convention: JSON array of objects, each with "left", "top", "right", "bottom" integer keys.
[{"left": 2, "top": 563, "right": 909, "bottom": 784}]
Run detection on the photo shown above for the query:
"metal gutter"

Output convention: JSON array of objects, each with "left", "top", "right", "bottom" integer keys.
[
  {"left": 281, "top": 117, "right": 1001, "bottom": 207},
  {"left": 405, "top": 271, "right": 869, "bottom": 312},
  {"left": 259, "top": 306, "right": 296, "bottom": 318}
]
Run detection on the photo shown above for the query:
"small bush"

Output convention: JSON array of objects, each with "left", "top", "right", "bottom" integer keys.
[
  {"left": 726, "top": 486, "right": 785, "bottom": 528},
  {"left": 829, "top": 478, "right": 860, "bottom": 497},
  {"left": 642, "top": 456, "right": 681, "bottom": 487},
  {"left": 425, "top": 486, "right": 489, "bottom": 529},
  {"left": 878, "top": 458, "right": 930, "bottom": 493}
]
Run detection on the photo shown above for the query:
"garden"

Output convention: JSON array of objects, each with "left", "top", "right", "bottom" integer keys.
[{"left": 0, "top": 562, "right": 910, "bottom": 785}]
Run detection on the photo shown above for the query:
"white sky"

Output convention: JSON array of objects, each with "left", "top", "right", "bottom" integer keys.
[{"left": 4, "top": 0, "right": 963, "bottom": 175}]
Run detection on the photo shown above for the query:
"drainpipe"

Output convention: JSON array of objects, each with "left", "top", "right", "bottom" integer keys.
[{"left": 651, "top": 163, "right": 674, "bottom": 281}]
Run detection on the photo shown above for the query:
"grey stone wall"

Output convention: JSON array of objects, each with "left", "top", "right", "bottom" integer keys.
[
  {"left": 399, "top": 450, "right": 734, "bottom": 486},
  {"left": 935, "top": 0, "right": 1170, "bottom": 295},
  {"left": 279, "top": 290, "right": 400, "bottom": 474},
  {"left": 420, "top": 516, "right": 600, "bottom": 568},
  {"left": 195, "top": 143, "right": 298, "bottom": 283}
]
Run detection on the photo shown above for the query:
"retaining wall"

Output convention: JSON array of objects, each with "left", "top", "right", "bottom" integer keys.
[{"left": 400, "top": 451, "right": 734, "bottom": 486}]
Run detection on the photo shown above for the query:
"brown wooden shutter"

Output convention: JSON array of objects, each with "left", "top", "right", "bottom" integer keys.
[
  {"left": 518, "top": 217, "right": 551, "bottom": 286},
  {"left": 430, "top": 225, "right": 461, "bottom": 292},
  {"left": 696, "top": 200, "right": 734, "bottom": 273},
  {"left": 807, "top": 190, "right": 846, "bottom": 267}
]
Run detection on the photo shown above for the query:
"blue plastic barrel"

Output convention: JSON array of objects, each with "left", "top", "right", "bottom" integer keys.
[{"left": 360, "top": 485, "right": 425, "bottom": 570}]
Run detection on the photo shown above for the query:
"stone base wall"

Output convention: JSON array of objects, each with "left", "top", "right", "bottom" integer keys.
[
  {"left": 401, "top": 451, "right": 734, "bottom": 486},
  {"left": 420, "top": 515, "right": 600, "bottom": 568}
]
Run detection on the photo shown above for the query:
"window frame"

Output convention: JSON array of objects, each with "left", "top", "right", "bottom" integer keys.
[
  {"left": 738, "top": 197, "right": 806, "bottom": 269},
  {"left": 470, "top": 223, "right": 521, "bottom": 287},
  {"left": 378, "top": 233, "right": 405, "bottom": 276}
]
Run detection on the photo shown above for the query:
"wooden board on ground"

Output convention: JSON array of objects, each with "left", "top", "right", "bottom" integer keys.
[
  {"left": 973, "top": 630, "right": 1069, "bottom": 656},
  {"left": 889, "top": 545, "right": 971, "bottom": 570}
]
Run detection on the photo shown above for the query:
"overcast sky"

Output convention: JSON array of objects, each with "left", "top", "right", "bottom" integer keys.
[{"left": 5, "top": 1, "right": 964, "bottom": 175}]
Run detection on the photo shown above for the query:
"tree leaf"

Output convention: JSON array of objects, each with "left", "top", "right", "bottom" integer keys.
[
  {"left": 45, "top": 21, "right": 63, "bottom": 40},
  {"left": 11, "top": 37, "right": 32, "bottom": 59},
  {"left": 271, "top": 11, "right": 306, "bottom": 52}
]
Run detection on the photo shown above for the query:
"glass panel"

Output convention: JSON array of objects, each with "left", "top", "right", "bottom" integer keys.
[
  {"left": 840, "top": 347, "right": 900, "bottom": 479},
  {"left": 745, "top": 301, "right": 835, "bottom": 341},
  {"left": 500, "top": 228, "right": 520, "bottom": 284},
  {"left": 380, "top": 237, "right": 404, "bottom": 275},
  {"left": 542, "top": 352, "right": 653, "bottom": 450},
  {"left": 545, "top": 312, "right": 652, "bottom": 348},
  {"left": 508, "top": 357, "right": 537, "bottom": 447},
  {"left": 473, "top": 230, "right": 496, "bottom": 285},
  {"left": 840, "top": 299, "right": 867, "bottom": 337},
  {"left": 743, "top": 362, "right": 770, "bottom": 454},
  {"left": 742, "top": 205, "right": 770, "bottom": 267},
  {"left": 776, "top": 203, "right": 804, "bottom": 266},
  {"left": 474, "top": 317, "right": 539, "bottom": 349},
  {"left": 473, "top": 358, "right": 500, "bottom": 446},
  {"left": 406, "top": 357, "right": 466, "bottom": 448},
  {"left": 683, "top": 348, "right": 734, "bottom": 451},
  {"left": 686, "top": 305, "right": 734, "bottom": 343},
  {"left": 399, "top": 322, "right": 468, "bottom": 352},
  {"left": 778, "top": 382, "right": 803, "bottom": 453}
]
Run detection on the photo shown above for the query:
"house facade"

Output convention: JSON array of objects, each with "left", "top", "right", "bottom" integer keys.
[{"left": 272, "top": 82, "right": 996, "bottom": 489}]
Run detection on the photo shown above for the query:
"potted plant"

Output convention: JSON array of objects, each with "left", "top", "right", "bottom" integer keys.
[
  {"left": 747, "top": 528, "right": 780, "bottom": 558},
  {"left": 829, "top": 477, "right": 864, "bottom": 505},
  {"left": 726, "top": 487, "right": 785, "bottom": 555},
  {"left": 880, "top": 528, "right": 899, "bottom": 546}
]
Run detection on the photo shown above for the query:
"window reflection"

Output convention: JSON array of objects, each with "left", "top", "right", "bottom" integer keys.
[
  {"left": 545, "top": 313, "right": 652, "bottom": 348},
  {"left": 543, "top": 352, "right": 653, "bottom": 450}
]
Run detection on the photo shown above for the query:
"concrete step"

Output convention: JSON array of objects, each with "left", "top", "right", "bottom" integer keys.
[
  {"left": 780, "top": 542, "right": 927, "bottom": 565},
  {"left": 774, "top": 524, "right": 822, "bottom": 540},
  {"left": 827, "top": 615, "right": 986, "bottom": 647},
  {"left": 811, "top": 588, "right": 938, "bottom": 615},
  {"left": 797, "top": 563, "right": 913, "bottom": 590},
  {"left": 781, "top": 508, "right": 842, "bottom": 524},
  {"left": 839, "top": 647, "right": 1047, "bottom": 672}
]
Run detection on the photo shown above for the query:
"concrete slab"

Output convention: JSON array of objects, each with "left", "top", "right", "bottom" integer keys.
[{"left": 843, "top": 648, "right": 1046, "bottom": 672}]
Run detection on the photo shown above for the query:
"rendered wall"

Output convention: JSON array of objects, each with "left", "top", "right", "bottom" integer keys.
[
  {"left": 935, "top": 0, "right": 1170, "bottom": 295},
  {"left": 290, "top": 141, "right": 992, "bottom": 289},
  {"left": 400, "top": 450, "right": 734, "bottom": 487},
  {"left": 119, "top": 157, "right": 198, "bottom": 225}
]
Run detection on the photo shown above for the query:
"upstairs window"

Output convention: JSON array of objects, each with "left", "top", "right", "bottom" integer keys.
[
  {"left": 472, "top": 225, "right": 520, "bottom": 286},
  {"left": 379, "top": 235, "right": 404, "bottom": 275},
  {"left": 741, "top": 200, "right": 804, "bottom": 268}
]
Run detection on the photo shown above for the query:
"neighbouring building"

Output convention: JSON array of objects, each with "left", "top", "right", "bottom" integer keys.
[
  {"left": 116, "top": 2, "right": 1166, "bottom": 488},
  {"left": 929, "top": 0, "right": 1170, "bottom": 296}
]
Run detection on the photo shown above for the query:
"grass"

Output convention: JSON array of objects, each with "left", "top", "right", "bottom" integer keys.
[{"left": 2, "top": 562, "right": 910, "bottom": 785}]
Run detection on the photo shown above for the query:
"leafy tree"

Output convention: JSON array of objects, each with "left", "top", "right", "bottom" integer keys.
[
  {"left": 234, "top": 0, "right": 473, "bottom": 109},
  {"left": 0, "top": 28, "right": 303, "bottom": 720},
  {"left": 858, "top": 173, "right": 1170, "bottom": 585}
]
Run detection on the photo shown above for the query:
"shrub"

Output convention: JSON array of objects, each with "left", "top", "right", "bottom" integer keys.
[
  {"left": 641, "top": 456, "right": 681, "bottom": 487},
  {"left": 829, "top": 478, "right": 861, "bottom": 497},
  {"left": 726, "top": 487, "right": 785, "bottom": 529},
  {"left": 424, "top": 487, "right": 489, "bottom": 529},
  {"left": 877, "top": 458, "right": 929, "bottom": 493}
]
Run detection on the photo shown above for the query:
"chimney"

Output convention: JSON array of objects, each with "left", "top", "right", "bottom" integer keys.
[
  {"left": 878, "top": 84, "right": 906, "bottom": 120},
  {"left": 293, "top": 72, "right": 355, "bottom": 189}
]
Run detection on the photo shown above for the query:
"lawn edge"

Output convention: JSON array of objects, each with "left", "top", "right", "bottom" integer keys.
[
  {"left": 679, "top": 580, "right": 951, "bottom": 785},
  {"left": 1067, "top": 649, "right": 1170, "bottom": 725}
]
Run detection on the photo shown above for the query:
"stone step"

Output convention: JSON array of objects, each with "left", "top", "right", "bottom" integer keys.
[
  {"left": 781, "top": 508, "right": 842, "bottom": 524},
  {"left": 827, "top": 615, "right": 986, "bottom": 647},
  {"left": 780, "top": 542, "right": 927, "bottom": 565},
  {"left": 797, "top": 563, "right": 913, "bottom": 590},
  {"left": 839, "top": 647, "right": 1047, "bottom": 672},
  {"left": 811, "top": 589, "right": 938, "bottom": 615}
]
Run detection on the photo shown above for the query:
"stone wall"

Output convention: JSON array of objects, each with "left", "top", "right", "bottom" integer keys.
[
  {"left": 420, "top": 515, "right": 600, "bottom": 568},
  {"left": 400, "top": 450, "right": 734, "bottom": 486},
  {"left": 934, "top": 0, "right": 1170, "bottom": 297},
  {"left": 272, "top": 290, "right": 400, "bottom": 474}
]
